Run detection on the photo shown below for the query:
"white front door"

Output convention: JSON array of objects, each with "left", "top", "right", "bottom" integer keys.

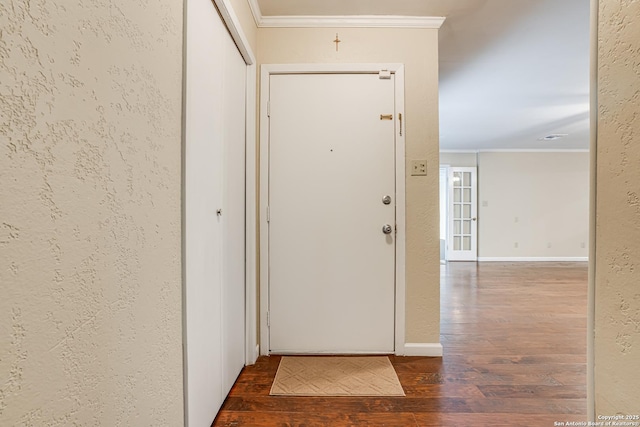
[
  {"left": 268, "top": 73, "right": 397, "bottom": 353},
  {"left": 447, "top": 167, "right": 478, "bottom": 261}
]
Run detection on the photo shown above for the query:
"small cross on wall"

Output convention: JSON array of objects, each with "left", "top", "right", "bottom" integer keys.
[{"left": 333, "top": 33, "right": 341, "bottom": 51}]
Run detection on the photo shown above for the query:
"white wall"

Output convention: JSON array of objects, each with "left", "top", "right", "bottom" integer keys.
[
  {"left": 477, "top": 152, "right": 589, "bottom": 260},
  {"left": 439, "top": 151, "right": 590, "bottom": 260},
  {"left": 440, "top": 152, "right": 478, "bottom": 167},
  {"left": 257, "top": 27, "right": 441, "bottom": 346},
  {"left": 0, "top": 1, "right": 183, "bottom": 424}
]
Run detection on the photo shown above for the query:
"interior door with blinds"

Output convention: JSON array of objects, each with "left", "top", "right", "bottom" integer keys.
[{"left": 447, "top": 167, "right": 478, "bottom": 261}]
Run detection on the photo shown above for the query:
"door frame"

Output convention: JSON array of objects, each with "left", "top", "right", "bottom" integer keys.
[
  {"left": 439, "top": 165, "right": 450, "bottom": 263},
  {"left": 259, "top": 63, "right": 407, "bottom": 355}
]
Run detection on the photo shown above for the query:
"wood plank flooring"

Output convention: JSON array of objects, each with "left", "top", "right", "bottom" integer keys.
[{"left": 213, "top": 262, "right": 588, "bottom": 426}]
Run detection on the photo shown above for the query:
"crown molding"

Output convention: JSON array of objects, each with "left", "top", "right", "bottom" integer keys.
[
  {"left": 246, "top": 0, "right": 444, "bottom": 29},
  {"left": 258, "top": 15, "right": 445, "bottom": 29}
]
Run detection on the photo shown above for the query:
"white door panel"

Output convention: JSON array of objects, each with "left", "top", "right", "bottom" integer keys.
[
  {"left": 185, "top": 0, "right": 246, "bottom": 424},
  {"left": 268, "top": 73, "right": 396, "bottom": 353},
  {"left": 221, "top": 36, "right": 246, "bottom": 394},
  {"left": 184, "top": 1, "right": 224, "bottom": 423}
]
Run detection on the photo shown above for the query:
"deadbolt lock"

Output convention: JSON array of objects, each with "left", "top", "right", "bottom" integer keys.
[{"left": 382, "top": 195, "right": 392, "bottom": 205}]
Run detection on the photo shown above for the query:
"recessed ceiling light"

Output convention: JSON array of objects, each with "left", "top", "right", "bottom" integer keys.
[{"left": 538, "top": 134, "right": 569, "bottom": 141}]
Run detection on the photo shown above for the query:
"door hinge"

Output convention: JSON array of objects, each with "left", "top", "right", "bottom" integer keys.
[
  {"left": 267, "top": 101, "right": 271, "bottom": 117},
  {"left": 267, "top": 311, "right": 270, "bottom": 327},
  {"left": 266, "top": 206, "right": 270, "bottom": 222},
  {"left": 379, "top": 69, "right": 392, "bottom": 80}
]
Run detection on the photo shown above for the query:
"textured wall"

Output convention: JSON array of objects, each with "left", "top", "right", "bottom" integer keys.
[
  {"left": 229, "top": 0, "right": 258, "bottom": 53},
  {"left": 0, "top": 1, "right": 184, "bottom": 425},
  {"left": 595, "top": 0, "right": 640, "bottom": 414},
  {"left": 257, "top": 27, "right": 441, "bottom": 344}
]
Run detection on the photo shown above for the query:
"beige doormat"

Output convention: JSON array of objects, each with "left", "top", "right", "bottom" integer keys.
[{"left": 270, "top": 356, "right": 405, "bottom": 397}]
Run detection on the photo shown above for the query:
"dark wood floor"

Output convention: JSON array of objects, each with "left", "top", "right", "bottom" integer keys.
[{"left": 214, "top": 262, "right": 588, "bottom": 426}]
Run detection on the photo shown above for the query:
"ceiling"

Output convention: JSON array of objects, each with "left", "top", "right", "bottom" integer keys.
[{"left": 255, "top": 0, "right": 591, "bottom": 151}]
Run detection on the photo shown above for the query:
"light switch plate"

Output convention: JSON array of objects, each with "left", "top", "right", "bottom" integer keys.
[{"left": 411, "top": 160, "right": 427, "bottom": 176}]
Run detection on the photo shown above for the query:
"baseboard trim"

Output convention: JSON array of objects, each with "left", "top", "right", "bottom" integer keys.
[
  {"left": 477, "top": 257, "right": 589, "bottom": 262},
  {"left": 248, "top": 345, "right": 259, "bottom": 365},
  {"left": 400, "top": 343, "right": 443, "bottom": 357}
]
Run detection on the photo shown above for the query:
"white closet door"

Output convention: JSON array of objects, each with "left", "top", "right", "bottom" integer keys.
[
  {"left": 185, "top": 1, "right": 224, "bottom": 425},
  {"left": 221, "top": 37, "right": 246, "bottom": 394},
  {"left": 184, "top": 0, "right": 246, "bottom": 425}
]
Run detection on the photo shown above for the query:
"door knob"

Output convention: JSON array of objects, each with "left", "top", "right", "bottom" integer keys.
[{"left": 382, "top": 224, "right": 393, "bottom": 234}]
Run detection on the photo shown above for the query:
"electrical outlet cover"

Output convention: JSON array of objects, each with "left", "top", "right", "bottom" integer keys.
[{"left": 411, "top": 160, "right": 427, "bottom": 176}]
